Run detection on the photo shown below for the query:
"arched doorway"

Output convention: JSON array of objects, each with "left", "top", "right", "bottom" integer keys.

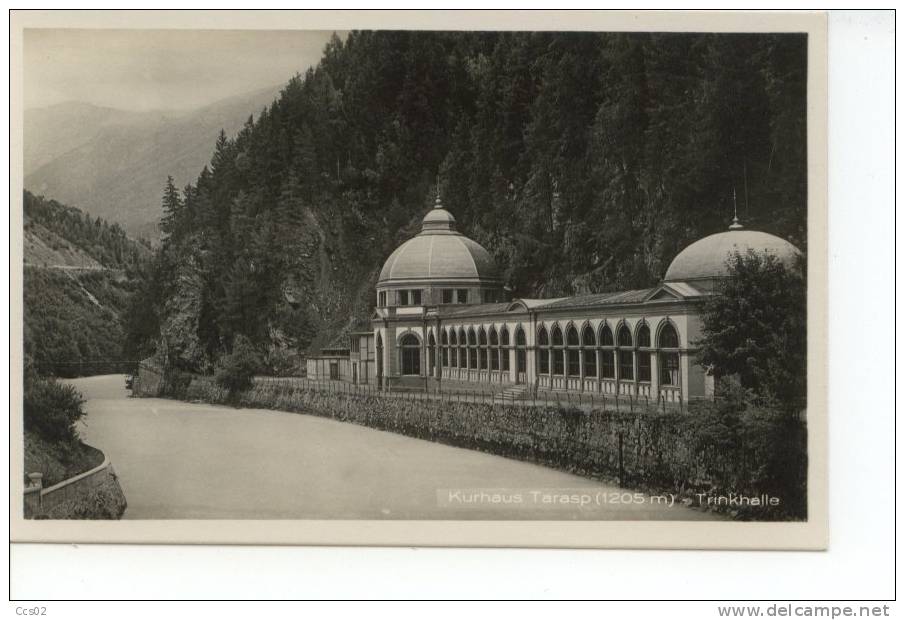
[
  {"left": 515, "top": 326, "right": 526, "bottom": 383},
  {"left": 400, "top": 333, "right": 421, "bottom": 376}
]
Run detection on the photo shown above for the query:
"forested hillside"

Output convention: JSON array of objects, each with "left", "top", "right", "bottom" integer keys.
[
  {"left": 25, "top": 191, "right": 151, "bottom": 269},
  {"left": 135, "top": 31, "right": 807, "bottom": 372},
  {"left": 24, "top": 192, "right": 151, "bottom": 375}
]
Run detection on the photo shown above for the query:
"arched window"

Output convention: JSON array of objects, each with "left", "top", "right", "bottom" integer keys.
[
  {"left": 582, "top": 325, "right": 596, "bottom": 378},
  {"left": 478, "top": 327, "right": 488, "bottom": 370},
  {"left": 458, "top": 328, "right": 467, "bottom": 369},
  {"left": 637, "top": 323, "right": 651, "bottom": 382},
  {"left": 551, "top": 325, "right": 564, "bottom": 375},
  {"left": 468, "top": 327, "right": 478, "bottom": 369},
  {"left": 441, "top": 330, "right": 449, "bottom": 367},
  {"left": 449, "top": 329, "right": 458, "bottom": 367},
  {"left": 599, "top": 324, "right": 615, "bottom": 379},
  {"left": 515, "top": 327, "right": 526, "bottom": 373},
  {"left": 499, "top": 326, "right": 510, "bottom": 372},
  {"left": 659, "top": 323, "right": 679, "bottom": 348},
  {"left": 617, "top": 324, "right": 634, "bottom": 380},
  {"left": 637, "top": 323, "right": 651, "bottom": 347},
  {"left": 537, "top": 326, "right": 550, "bottom": 374},
  {"left": 428, "top": 332, "right": 436, "bottom": 375},
  {"left": 566, "top": 325, "right": 580, "bottom": 377},
  {"left": 600, "top": 324, "right": 614, "bottom": 346},
  {"left": 400, "top": 334, "right": 421, "bottom": 376},
  {"left": 489, "top": 327, "right": 499, "bottom": 371},
  {"left": 659, "top": 323, "right": 680, "bottom": 386},
  {"left": 618, "top": 324, "right": 633, "bottom": 347}
]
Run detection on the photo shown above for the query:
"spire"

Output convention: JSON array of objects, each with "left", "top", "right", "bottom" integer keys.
[
  {"left": 434, "top": 174, "right": 442, "bottom": 209},
  {"left": 729, "top": 188, "right": 743, "bottom": 230}
]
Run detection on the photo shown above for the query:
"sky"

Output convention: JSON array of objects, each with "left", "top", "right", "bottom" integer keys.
[{"left": 24, "top": 29, "right": 342, "bottom": 111}]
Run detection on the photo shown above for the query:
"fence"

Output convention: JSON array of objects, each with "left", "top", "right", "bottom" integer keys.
[
  {"left": 31, "top": 359, "right": 139, "bottom": 379},
  {"left": 198, "top": 375, "right": 687, "bottom": 415}
]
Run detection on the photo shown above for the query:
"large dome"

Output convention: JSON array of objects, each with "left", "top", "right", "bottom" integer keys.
[
  {"left": 665, "top": 220, "right": 801, "bottom": 283},
  {"left": 377, "top": 198, "right": 502, "bottom": 285}
]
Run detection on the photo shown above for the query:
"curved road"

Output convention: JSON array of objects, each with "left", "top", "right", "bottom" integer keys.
[{"left": 70, "top": 375, "right": 712, "bottom": 521}]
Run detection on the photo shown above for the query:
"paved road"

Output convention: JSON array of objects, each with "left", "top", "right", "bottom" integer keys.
[{"left": 69, "top": 375, "right": 713, "bottom": 521}]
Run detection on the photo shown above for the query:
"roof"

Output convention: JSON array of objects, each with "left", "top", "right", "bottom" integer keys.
[
  {"left": 516, "top": 298, "right": 564, "bottom": 309},
  {"left": 377, "top": 197, "right": 502, "bottom": 285},
  {"left": 537, "top": 288, "right": 656, "bottom": 311},
  {"left": 654, "top": 281, "right": 704, "bottom": 298},
  {"left": 378, "top": 234, "right": 501, "bottom": 283},
  {"left": 665, "top": 225, "right": 802, "bottom": 283},
  {"left": 431, "top": 285, "right": 693, "bottom": 319},
  {"left": 437, "top": 302, "right": 514, "bottom": 319}
]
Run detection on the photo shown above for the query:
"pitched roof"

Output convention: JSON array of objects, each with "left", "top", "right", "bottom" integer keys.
[
  {"left": 437, "top": 302, "right": 514, "bottom": 319},
  {"left": 536, "top": 288, "right": 656, "bottom": 311}
]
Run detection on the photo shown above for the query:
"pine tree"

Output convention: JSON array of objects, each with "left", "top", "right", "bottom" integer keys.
[{"left": 159, "top": 176, "right": 183, "bottom": 240}]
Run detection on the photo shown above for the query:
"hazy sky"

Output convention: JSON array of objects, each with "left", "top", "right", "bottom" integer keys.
[{"left": 24, "top": 29, "right": 341, "bottom": 111}]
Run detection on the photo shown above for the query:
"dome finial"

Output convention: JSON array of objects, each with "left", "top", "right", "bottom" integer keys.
[
  {"left": 729, "top": 188, "right": 743, "bottom": 230},
  {"left": 434, "top": 173, "right": 442, "bottom": 209}
]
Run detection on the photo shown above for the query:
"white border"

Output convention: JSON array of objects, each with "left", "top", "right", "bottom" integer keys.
[{"left": 7, "top": 8, "right": 895, "bottom": 602}]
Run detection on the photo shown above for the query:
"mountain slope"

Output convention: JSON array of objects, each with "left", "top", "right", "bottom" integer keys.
[
  {"left": 24, "top": 102, "right": 183, "bottom": 174},
  {"left": 23, "top": 192, "right": 151, "bottom": 375},
  {"left": 25, "top": 220, "right": 103, "bottom": 270},
  {"left": 25, "top": 86, "right": 281, "bottom": 238}
]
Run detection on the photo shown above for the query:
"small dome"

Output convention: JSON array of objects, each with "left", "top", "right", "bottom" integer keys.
[
  {"left": 377, "top": 196, "right": 501, "bottom": 285},
  {"left": 665, "top": 223, "right": 801, "bottom": 283},
  {"left": 421, "top": 197, "right": 457, "bottom": 232}
]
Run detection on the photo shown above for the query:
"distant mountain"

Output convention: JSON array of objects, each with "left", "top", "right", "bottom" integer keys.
[{"left": 24, "top": 86, "right": 282, "bottom": 239}]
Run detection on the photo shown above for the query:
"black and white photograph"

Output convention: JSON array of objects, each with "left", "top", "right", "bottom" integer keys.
[{"left": 11, "top": 10, "right": 829, "bottom": 550}]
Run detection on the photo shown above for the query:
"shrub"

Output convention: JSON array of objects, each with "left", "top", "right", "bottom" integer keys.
[
  {"left": 265, "top": 346, "right": 299, "bottom": 377},
  {"left": 162, "top": 369, "right": 194, "bottom": 398},
  {"left": 24, "top": 372, "right": 86, "bottom": 443},
  {"left": 214, "top": 335, "right": 262, "bottom": 398},
  {"left": 739, "top": 401, "right": 808, "bottom": 518}
]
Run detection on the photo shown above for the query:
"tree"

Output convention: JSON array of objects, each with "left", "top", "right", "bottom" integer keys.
[
  {"left": 697, "top": 251, "right": 806, "bottom": 409},
  {"left": 158, "top": 176, "right": 183, "bottom": 240},
  {"left": 215, "top": 334, "right": 262, "bottom": 398}
]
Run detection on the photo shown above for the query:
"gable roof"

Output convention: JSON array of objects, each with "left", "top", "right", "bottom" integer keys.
[{"left": 642, "top": 281, "right": 705, "bottom": 302}]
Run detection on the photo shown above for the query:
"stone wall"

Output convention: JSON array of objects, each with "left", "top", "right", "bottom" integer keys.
[
  {"left": 181, "top": 377, "right": 807, "bottom": 520},
  {"left": 24, "top": 456, "right": 127, "bottom": 520}
]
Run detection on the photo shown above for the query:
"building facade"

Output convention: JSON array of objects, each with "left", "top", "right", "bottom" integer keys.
[{"left": 310, "top": 196, "right": 801, "bottom": 404}]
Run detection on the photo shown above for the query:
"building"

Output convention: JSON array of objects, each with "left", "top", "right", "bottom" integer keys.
[{"left": 309, "top": 195, "right": 801, "bottom": 404}]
